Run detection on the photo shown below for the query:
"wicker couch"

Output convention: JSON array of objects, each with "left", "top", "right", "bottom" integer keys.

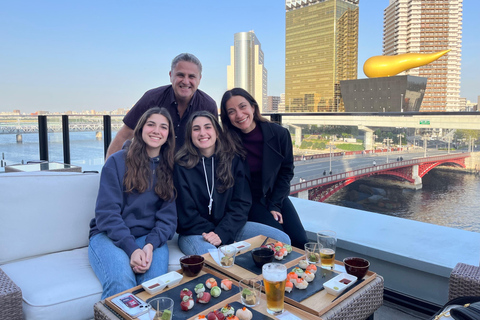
[
  {"left": 0, "top": 171, "right": 184, "bottom": 320},
  {"left": 449, "top": 262, "right": 480, "bottom": 300}
]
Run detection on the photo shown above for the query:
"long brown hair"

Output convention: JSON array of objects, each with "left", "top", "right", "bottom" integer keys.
[
  {"left": 175, "top": 111, "right": 234, "bottom": 193},
  {"left": 124, "top": 107, "right": 175, "bottom": 200},
  {"left": 220, "top": 88, "right": 269, "bottom": 156}
]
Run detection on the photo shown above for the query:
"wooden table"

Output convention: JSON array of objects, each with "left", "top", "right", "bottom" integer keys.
[{"left": 204, "top": 235, "right": 379, "bottom": 317}]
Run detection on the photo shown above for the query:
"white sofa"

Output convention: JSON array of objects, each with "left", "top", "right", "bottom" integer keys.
[{"left": 0, "top": 171, "right": 184, "bottom": 320}]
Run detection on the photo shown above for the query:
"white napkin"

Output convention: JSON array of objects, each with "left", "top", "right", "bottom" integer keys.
[
  {"left": 276, "top": 311, "right": 303, "bottom": 319},
  {"left": 334, "top": 264, "right": 346, "bottom": 273},
  {"left": 209, "top": 248, "right": 221, "bottom": 266}
]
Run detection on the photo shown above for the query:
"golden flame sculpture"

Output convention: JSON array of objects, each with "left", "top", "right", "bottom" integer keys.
[{"left": 363, "top": 50, "right": 450, "bottom": 78}]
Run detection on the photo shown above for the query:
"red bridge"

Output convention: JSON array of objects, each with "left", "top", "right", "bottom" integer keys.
[{"left": 290, "top": 153, "right": 470, "bottom": 202}]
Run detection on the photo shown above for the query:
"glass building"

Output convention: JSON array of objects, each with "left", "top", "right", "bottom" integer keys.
[
  {"left": 227, "top": 31, "right": 268, "bottom": 111},
  {"left": 285, "top": 0, "right": 359, "bottom": 113}
]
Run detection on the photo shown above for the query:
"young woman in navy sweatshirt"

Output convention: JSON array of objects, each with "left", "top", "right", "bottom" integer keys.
[
  {"left": 88, "top": 107, "right": 177, "bottom": 299},
  {"left": 174, "top": 111, "right": 290, "bottom": 255}
]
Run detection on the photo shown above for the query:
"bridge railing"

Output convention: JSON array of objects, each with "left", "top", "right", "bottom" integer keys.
[{"left": 290, "top": 153, "right": 470, "bottom": 194}]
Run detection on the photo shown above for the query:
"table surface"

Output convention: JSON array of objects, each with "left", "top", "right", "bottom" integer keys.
[{"left": 204, "top": 235, "right": 378, "bottom": 317}]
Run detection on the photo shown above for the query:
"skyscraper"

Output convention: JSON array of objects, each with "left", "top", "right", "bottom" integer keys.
[
  {"left": 285, "top": 0, "right": 359, "bottom": 113},
  {"left": 227, "top": 31, "right": 268, "bottom": 111},
  {"left": 383, "top": 0, "right": 463, "bottom": 111}
]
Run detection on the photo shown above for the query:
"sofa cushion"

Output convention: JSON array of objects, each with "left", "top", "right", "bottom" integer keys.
[
  {"left": 0, "top": 172, "right": 100, "bottom": 264},
  {"left": 1, "top": 248, "right": 102, "bottom": 320}
]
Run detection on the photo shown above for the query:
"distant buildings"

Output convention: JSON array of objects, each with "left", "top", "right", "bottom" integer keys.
[
  {"left": 383, "top": 0, "right": 463, "bottom": 111},
  {"left": 266, "top": 96, "right": 280, "bottom": 113},
  {"left": 285, "top": 0, "right": 359, "bottom": 112},
  {"left": 227, "top": 31, "right": 268, "bottom": 112}
]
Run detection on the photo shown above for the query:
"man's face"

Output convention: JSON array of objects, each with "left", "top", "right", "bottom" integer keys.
[{"left": 169, "top": 61, "right": 201, "bottom": 103}]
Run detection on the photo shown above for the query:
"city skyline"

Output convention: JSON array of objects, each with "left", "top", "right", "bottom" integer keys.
[{"left": 1, "top": 0, "right": 478, "bottom": 113}]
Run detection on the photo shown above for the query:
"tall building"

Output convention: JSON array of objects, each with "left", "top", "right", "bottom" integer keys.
[
  {"left": 266, "top": 96, "right": 281, "bottom": 113},
  {"left": 227, "top": 31, "right": 268, "bottom": 111},
  {"left": 383, "top": 0, "right": 463, "bottom": 111},
  {"left": 285, "top": 0, "right": 359, "bottom": 113}
]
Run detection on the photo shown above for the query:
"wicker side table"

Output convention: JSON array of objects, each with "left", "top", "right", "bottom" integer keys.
[
  {"left": 0, "top": 268, "right": 24, "bottom": 320},
  {"left": 449, "top": 262, "right": 480, "bottom": 300}
]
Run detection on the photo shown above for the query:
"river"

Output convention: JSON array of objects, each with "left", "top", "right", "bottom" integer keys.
[{"left": 2, "top": 132, "right": 479, "bottom": 233}]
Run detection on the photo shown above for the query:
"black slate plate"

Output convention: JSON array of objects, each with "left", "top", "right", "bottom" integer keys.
[
  {"left": 200, "top": 301, "right": 274, "bottom": 320},
  {"left": 284, "top": 267, "right": 337, "bottom": 302},
  {"left": 146, "top": 274, "right": 238, "bottom": 320},
  {"left": 235, "top": 250, "right": 303, "bottom": 275}
]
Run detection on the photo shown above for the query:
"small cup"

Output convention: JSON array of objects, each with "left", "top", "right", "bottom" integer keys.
[
  {"left": 218, "top": 244, "right": 237, "bottom": 268},
  {"left": 343, "top": 257, "right": 370, "bottom": 279},
  {"left": 239, "top": 278, "right": 262, "bottom": 307},
  {"left": 179, "top": 255, "right": 204, "bottom": 277},
  {"left": 304, "top": 242, "right": 322, "bottom": 265},
  {"left": 148, "top": 297, "right": 174, "bottom": 320}
]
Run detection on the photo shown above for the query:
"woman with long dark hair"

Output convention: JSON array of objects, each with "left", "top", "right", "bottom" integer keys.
[
  {"left": 220, "top": 88, "right": 308, "bottom": 248},
  {"left": 89, "top": 107, "right": 177, "bottom": 299},
  {"left": 175, "top": 111, "right": 289, "bottom": 255}
]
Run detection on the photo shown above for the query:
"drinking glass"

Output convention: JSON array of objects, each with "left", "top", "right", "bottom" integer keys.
[
  {"left": 304, "top": 242, "right": 322, "bottom": 264},
  {"left": 317, "top": 230, "right": 337, "bottom": 269},
  {"left": 148, "top": 297, "right": 174, "bottom": 320},
  {"left": 262, "top": 263, "right": 287, "bottom": 315},
  {"left": 239, "top": 278, "right": 262, "bottom": 307},
  {"left": 218, "top": 244, "right": 237, "bottom": 268}
]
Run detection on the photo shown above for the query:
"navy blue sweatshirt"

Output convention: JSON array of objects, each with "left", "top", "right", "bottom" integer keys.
[
  {"left": 89, "top": 150, "right": 177, "bottom": 258},
  {"left": 174, "top": 155, "right": 252, "bottom": 245}
]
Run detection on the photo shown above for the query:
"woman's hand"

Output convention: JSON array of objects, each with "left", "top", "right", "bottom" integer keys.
[
  {"left": 270, "top": 210, "right": 284, "bottom": 224},
  {"left": 130, "top": 244, "right": 153, "bottom": 273},
  {"left": 202, "top": 232, "right": 222, "bottom": 247}
]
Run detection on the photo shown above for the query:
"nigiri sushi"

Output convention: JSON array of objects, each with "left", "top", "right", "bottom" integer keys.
[
  {"left": 221, "top": 279, "right": 233, "bottom": 291},
  {"left": 287, "top": 271, "right": 298, "bottom": 281},
  {"left": 285, "top": 280, "right": 293, "bottom": 293},
  {"left": 210, "top": 286, "right": 222, "bottom": 297},
  {"left": 302, "top": 270, "right": 315, "bottom": 282},
  {"left": 306, "top": 264, "right": 317, "bottom": 274},
  {"left": 206, "top": 277, "right": 218, "bottom": 289},
  {"left": 236, "top": 307, "right": 253, "bottom": 320},
  {"left": 298, "top": 259, "right": 309, "bottom": 269},
  {"left": 294, "top": 278, "right": 309, "bottom": 289}
]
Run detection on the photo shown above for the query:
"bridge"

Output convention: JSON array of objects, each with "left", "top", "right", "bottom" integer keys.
[
  {"left": 0, "top": 123, "right": 124, "bottom": 134},
  {"left": 290, "top": 152, "right": 470, "bottom": 202}
]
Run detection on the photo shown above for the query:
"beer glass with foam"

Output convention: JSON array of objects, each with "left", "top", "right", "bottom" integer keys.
[
  {"left": 317, "top": 230, "right": 337, "bottom": 269},
  {"left": 262, "top": 263, "right": 287, "bottom": 315}
]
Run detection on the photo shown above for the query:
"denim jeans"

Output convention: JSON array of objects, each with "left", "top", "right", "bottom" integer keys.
[
  {"left": 178, "top": 221, "right": 291, "bottom": 255},
  {"left": 88, "top": 232, "right": 169, "bottom": 299}
]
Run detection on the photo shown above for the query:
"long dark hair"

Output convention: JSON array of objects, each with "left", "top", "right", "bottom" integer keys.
[
  {"left": 175, "top": 111, "right": 234, "bottom": 193},
  {"left": 124, "top": 107, "right": 175, "bottom": 200},
  {"left": 220, "top": 88, "right": 269, "bottom": 156}
]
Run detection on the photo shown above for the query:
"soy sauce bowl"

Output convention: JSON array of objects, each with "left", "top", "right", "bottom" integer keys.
[
  {"left": 343, "top": 257, "right": 370, "bottom": 279},
  {"left": 180, "top": 255, "right": 205, "bottom": 277},
  {"left": 251, "top": 247, "right": 274, "bottom": 268}
]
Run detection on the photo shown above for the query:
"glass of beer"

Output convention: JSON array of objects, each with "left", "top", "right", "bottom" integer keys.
[
  {"left": 317, "top": 230, "right": 337, "bottom": 269},
  {"left": 262, "top": 263, "right": 287, "bottom": 315}
]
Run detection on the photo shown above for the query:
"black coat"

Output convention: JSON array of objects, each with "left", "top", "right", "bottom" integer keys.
[
  {"left": 256, "top": 121, "right": 294, "bottom": 213},
  {"left": 174, "top": 155, "right": 252, "bottom": 245}
]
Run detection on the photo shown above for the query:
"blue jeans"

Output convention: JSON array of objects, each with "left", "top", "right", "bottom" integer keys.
[
  {"left": 88, "top": 233, "right": 169, "bottom": 299},
  {"left": 178, "top": 222, "right": 291, "bottom": 255}
]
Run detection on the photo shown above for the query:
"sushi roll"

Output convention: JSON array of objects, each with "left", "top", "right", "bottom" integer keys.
[
  {"left": 210, "top": 286, "right": 222, "bottom": 298},
  {"left": 180, "top": 288, "right": 193, "bottom": 300},
  {"left": 274, "top": 250, "right": 284, "bottom": 260},
  {"left": 180, "top": 296, "right": 195, "bottom": 311},
  {"left": 287, "top": 271, "right": 298, "bottom": 282},
  {"left": 274, "top": 241, "right": 283, "bottom": 248},
  {"left": 306, "top": 264, "right": 317, "bottom": 274},
  {"left": 298, "top": 259, "right": 309, "bottom": 269},
  {"left": 207, "top": 310, "right": 225, "bottom": 320},
  {"left": 294, "top": 278, "right": 309, "bottom": 289},
  {"left": 221, "top": 279, "right": 233, "bottom": 291},
  {"left": 195, "top": 283, "right": 205, "bottom": 294},
  {"left": 206, "top": 277, "right": 218, "bottom": 289},
  {"left": 284, "top": 244, "right": 293, "bottom": 254},
  {"left": 285, "top": 280, "right": 293, "bottom": 293},
  {"left": 302, "top": 270, "right": 315, "bottom": 282},
  {"left": 197, "top": 291, "right": 211, "bottom": 304},
  {"left": 236, "top": 307, "right": 253, "bottom": 320},
  {"left": 292, "top": 267, "right": 304, "bottom": 277},
  {"left": 220, "top": 304, "right": 235, "bottom": 317},
  {"left": 279, "top": 247, "right": 288, "bottom": 257}
]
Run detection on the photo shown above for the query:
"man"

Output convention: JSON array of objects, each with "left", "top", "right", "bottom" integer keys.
[{"left": 106, "top": 53, "right": 217, "bottom": 158}]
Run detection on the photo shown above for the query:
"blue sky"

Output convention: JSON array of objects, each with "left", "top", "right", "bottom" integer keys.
[{"left": 1, "top": 1, "right": 478, "bottom": 113}]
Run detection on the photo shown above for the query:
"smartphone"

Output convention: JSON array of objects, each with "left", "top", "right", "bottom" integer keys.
[{"left": 111, "top": 293, "right": 150, "bottom": 317}]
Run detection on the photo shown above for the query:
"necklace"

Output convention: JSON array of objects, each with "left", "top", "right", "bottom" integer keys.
[{"left": 202, "top": 156, "right": 214, "bottom": 215}]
